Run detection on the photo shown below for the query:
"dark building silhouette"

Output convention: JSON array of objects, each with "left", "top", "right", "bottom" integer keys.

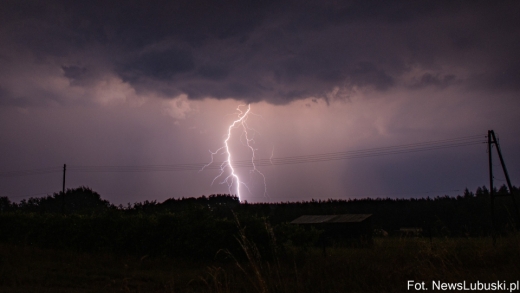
[{"left": 291, "top": 214, "right": 372, "bottom": 248}]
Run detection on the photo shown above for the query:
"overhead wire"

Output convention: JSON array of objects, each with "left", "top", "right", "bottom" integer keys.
[
  {"left": 0, "top": 134, "right": 486, "bottom": 176},
  {"left": 2, "top": 192, "right": 55, "bottom": 199},
  {"left": 247, "top": 189, "right": 463, "bottom": 199},
  {"left": 68, "top": 134, "right": 485, "bottom": 172},
  {"left": 0, "top": 167, "right": 62, "bottom": 178}
]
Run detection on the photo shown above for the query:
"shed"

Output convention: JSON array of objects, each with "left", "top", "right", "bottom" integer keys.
[{"left": 291, "top": 214, "right": 373, "bottom": 247}]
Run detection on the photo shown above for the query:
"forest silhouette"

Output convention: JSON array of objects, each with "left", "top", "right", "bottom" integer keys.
[{"left": 0, "top": 185, "right": 518, "bottom": 260}]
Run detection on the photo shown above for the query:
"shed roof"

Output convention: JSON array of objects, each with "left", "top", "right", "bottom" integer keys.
[{"left": 291, "top": 214, "right": 372, "bottom": 224}]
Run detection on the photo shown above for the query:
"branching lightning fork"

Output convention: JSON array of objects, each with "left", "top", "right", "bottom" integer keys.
[{"left": 201, "top": 104, "right": 267, "bottom": 202}]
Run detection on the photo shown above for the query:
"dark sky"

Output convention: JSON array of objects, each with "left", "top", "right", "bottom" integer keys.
[{"left": 1, "top": 0, "right": 519, "bottom": 204}]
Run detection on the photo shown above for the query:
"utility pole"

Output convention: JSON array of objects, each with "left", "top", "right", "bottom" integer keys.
[
  {"left": 488, "top": 132, "right": 495, "bottom": 244},
  {"left": 488, "top": 130, "right": 519, "bottom": 244},
  {"left": 62, "top": 164, "right": 66, "bottom": 194},
  {"left": 62, "top": 164, "right": 66, "bottom": 214}
]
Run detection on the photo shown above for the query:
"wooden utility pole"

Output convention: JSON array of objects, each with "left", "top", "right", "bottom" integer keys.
[
  {"left": 62, "top": 164, "right": 66, "bottom": 214},
  {"left": 488, "top": 132, "right": 495, "bottom": 243},
  {"left": 488, "top": 130, "right": 519, "bottom": 243},
  {"left": 62, "top": 164, "right": 66, "bottom": 195}
]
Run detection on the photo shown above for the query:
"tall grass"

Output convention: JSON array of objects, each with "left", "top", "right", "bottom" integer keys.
[
  {"left": 1, "top": 233, "right": 519, "bottom": 292},
  {"left": 199, "top": 226, "right": 520, "bottom": 293}
]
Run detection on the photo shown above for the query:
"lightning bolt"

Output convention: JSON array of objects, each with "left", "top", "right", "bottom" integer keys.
[{"left": 201, "top": 104, "right": 267, "bottom": 202}]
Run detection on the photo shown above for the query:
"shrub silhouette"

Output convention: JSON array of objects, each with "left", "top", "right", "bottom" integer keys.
[{"left": 18, "top": 186, "right": 111, "bottom": 214}]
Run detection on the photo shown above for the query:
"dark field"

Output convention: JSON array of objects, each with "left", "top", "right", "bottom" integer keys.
[
  {"left": 1, "top": 188, "right": 520, "bottom": 292},
  {"left": 1, "top": 236, "right": 519, "bottom": 293}
]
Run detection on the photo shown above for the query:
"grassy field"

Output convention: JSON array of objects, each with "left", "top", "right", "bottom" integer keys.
[{"left": 1, "top": 235, "right": 519, "bottom": 293}]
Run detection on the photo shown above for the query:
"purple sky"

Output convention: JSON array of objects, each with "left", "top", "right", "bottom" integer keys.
[{"left": 1, "top": 1, "right": 519, "bottom": 204}]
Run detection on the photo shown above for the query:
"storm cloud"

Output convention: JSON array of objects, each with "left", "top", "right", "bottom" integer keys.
[
  {"left": 2, "top": 0, "right": 520, "bottom": 105},
  {"left": 1, "top": 1, "right": 520, "bottom": 203}
]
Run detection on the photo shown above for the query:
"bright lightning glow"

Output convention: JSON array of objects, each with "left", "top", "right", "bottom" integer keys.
[{"left": 201, "top": 104, "right": 267, "bottom": 202}]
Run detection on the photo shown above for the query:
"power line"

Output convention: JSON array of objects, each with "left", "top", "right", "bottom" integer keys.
[
  {"left": 247, "top": 189, "right": 463, "bottom": 199},
  {"left": 69, "top": 135, "right": 485, "bottom": 172},
  {"left": 0, "top": 134, "right": 486, "bottom": 176},
  {"left": 1, "top": 192, "right": 54, "bottom": 199},
  {"left": 0, "top": 167, "right": 62, "bottom": 178}
]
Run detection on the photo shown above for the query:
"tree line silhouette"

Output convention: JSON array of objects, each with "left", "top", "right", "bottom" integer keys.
[{"left": 0, "top": 185, "right": 518, "bottom": 259}]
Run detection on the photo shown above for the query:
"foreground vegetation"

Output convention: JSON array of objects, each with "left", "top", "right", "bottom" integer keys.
[
  {"left": 1, "top": 236, "right": 519, "bottom": 293},
  {"left": 0, "top": 186, "right": 519, "bottom": 292}
]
